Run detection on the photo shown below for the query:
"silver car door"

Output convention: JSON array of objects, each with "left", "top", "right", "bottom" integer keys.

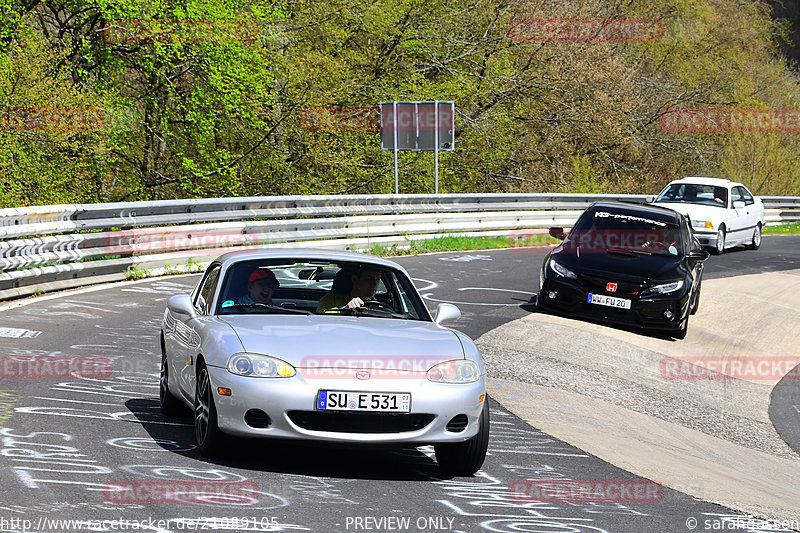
[{"left": 180, "top": 265, "right": 221, "bottom": 400}]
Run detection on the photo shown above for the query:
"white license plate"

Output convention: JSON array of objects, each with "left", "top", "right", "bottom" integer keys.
[
  {"left": 317, "top": 391, "right": 411, "bottom": 412},
  {"left": 588, "top": 293, "right": 631, "bottom": 309}
]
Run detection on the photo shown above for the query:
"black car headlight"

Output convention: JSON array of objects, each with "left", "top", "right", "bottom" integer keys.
[
  {"left": 641, "top": 280, "right": 684, "bottom": 297},
  {"left": 227, "top": 353, "right": 295, "bottom": 378},
  {"left": 548, "top": 258, "right": 577, "bottom": 279}
]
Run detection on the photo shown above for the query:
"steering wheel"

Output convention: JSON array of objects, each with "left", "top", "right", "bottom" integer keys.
[{"left": 363, "top": 300, "right": 395, "bottom": 312}]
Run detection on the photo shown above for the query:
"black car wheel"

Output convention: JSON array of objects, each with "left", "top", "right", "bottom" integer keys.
[
  {"left": 194, "top": 362, "right": 224, "bottom": 456},
  {"left": 690, "top": 285, "right": 701, "bottom": 316},
  {"left": 435, "top": 399, "right": 490, "bottom": 476},
  {"left": 159, "top": 335, "right": 183, "bottom": 416},
  {"left": 746, "top": 223, "right": 762, "bottom": 250},
  {"left": 674, "top": 318, "right": 688, "bottom": 340}
]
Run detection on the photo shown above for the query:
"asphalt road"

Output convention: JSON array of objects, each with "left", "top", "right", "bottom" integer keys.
[{"left": 0, "top": 235, "right": 797, "bottom": 533}]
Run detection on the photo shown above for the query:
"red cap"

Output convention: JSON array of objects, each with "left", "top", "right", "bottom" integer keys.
[{"left": 249, "top": 268, "right": 279, "bottom": 286}]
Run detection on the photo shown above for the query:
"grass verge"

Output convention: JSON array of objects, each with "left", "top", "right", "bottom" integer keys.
[
  {"left": 369, "top": 233, "right": 559, "bottom": 256},
  {"left": 763, "top": 222, "right": 800, "bottom": 235}
]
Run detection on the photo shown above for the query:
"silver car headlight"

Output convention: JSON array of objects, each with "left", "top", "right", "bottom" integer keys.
[
  {"left": 227, "top": 353, "right": 295, "bottom": 378},
  {"left": 549, "top": 258, "right": 577, "bottom": 279},
  {"left": 427, "top": 360, "right": 480, "bottom": 384},
  {"left": 641, "top": 280, "right": 684, "bottom": 296}
]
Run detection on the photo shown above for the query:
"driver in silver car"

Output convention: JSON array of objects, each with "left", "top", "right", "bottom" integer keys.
[{"left": 317, "top": 267, "right": 381, "bottom": 312}]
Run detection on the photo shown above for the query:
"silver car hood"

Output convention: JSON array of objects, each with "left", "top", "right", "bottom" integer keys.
[{"left": 220, "top": 315, "right": 465, "bottom": 366}]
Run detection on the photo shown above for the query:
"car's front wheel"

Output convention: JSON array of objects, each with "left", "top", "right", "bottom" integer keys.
[
  {"left": 711, "top": 226, "right": 726, "bottom": 255},
  {"left": 435, "top": 399, "right": 490, "bottom": 476},
  {"left": 194, "top": 362, "right": 224, "bottom": 456},
  {"left": 674, "top": 318, "right": 688, "bottom": 340},
  {"left": 746, "top": 223, "right": 762, "bottom": 250},
  {"left": 690, "top": 285, "right": 701, "bottom": 316}
]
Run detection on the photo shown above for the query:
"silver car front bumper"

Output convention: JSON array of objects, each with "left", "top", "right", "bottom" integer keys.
[{"left": 207, "top": 365, "right": 486, "bottom": 444}]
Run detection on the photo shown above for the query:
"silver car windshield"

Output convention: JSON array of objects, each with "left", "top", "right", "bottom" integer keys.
[{"left": 215, "top": 260, "right": 427, "bottom": 320}]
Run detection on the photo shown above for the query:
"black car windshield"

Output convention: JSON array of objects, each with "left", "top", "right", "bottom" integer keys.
[
  {"left": 568, "top": 209, "right": 682, "bottom": 256},
  {"left": 656, "top": 183, "right": 728, "bottom": 208},
  {"left": 215, "top": 259, "right": 428, "bottom": 320}
]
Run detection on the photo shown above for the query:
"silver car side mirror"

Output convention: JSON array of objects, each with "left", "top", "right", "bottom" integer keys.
[
  {"left": 167, "top": 294, "right": 196, "bottom": 317},
  {"left": 434, "top": 303, "right": 461, "bottom": 324}
]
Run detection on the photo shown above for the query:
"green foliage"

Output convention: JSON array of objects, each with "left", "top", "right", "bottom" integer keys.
[
  {"left": 1, "top": 0, "right": 800, "bottom": 206},
  {"left": 125, "top": 266, "right": 149, "bottom": 280},
  {"left": 571, "top": 156, "right": 603, "bottom": 194}
]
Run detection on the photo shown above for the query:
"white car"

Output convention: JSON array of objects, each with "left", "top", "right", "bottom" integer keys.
[{"left": 651, "top": 177, "right": 765, "bottom": 254}]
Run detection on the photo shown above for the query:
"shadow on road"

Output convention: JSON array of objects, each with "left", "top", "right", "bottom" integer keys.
[{"left": 125, "top": 398, "right": 448, "bottom": 481}]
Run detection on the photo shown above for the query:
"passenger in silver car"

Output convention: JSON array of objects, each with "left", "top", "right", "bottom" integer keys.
[{"left": 237, "top": 267, "right": 280, "bottom": 305}]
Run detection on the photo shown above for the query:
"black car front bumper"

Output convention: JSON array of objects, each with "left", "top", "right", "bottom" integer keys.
[{"left": 538, "top": 275, "right": 691, "bottom": 332}]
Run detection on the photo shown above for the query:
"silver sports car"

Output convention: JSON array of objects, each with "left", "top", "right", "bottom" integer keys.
[{"left": 160, "top": 249, "right": 489, "bottom": 475}]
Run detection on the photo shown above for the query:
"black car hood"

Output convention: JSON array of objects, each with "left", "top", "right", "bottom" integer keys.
[{"left": 553, "top": 245, "right": 684, "bottom": 282}]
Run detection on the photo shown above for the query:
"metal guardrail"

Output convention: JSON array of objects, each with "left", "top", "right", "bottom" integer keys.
[{"left": 0, "top": 193, "right": 798, "bottom": 301}]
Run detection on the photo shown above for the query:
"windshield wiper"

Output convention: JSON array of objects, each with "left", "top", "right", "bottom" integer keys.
[
  {"left": 606, "top": 247, "right": 652, "bottom": 256},
  {"left": 334, "top": 306, "right": 408, "bottom": 319},
  {"left": 224, "top": 303, "right": 312, "bottom": 315}
]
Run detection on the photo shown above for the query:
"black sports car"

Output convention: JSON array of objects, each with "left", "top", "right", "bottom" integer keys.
[{"left": 537, "top": 201, "right": 710, "bottom": 339}]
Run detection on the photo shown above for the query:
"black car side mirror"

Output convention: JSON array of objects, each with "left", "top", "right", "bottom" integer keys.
[
  {"left": 548, "top": 227, "right": 567, "bottom": 240},
  {"left": 685, "top": 249, "right": 710, "bottom": 262}
]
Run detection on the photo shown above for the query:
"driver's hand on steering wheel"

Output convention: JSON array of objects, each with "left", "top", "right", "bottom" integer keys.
[{"left": 345, "top": 297, "right": 364, "bottom": 309}]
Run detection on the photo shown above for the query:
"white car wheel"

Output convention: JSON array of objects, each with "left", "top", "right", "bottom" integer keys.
[
  {"left": 712, "top": 227, "right": 726, "bottom": 255},
  {"left": 746, "top": 224, "right": 762, "bottom": 250}
]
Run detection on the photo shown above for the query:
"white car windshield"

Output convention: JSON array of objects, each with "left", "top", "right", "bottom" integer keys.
[{"left": 656, "top": 183, "right": 728, "bottom": 208}]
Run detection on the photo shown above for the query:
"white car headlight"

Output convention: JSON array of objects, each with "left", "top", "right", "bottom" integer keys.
[
  {"left": 427, "top": 360, "right": 480, "bottom": 384},
  {"left": 549, "top": 258, "right": 577, "bottom": 279},
  {"left": 641, "top": 280, "right": 684, "bottom": 296},
  {"left": 227, "top": 353, "right": 295, "bottom": 378},
  {"left": 691, "top": 220, "right": 714, "bottom": 229}
]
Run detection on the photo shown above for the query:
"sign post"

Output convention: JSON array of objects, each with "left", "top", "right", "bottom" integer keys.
[{"left": 380, "top": 101, "right": 454, "bottom": 194}]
